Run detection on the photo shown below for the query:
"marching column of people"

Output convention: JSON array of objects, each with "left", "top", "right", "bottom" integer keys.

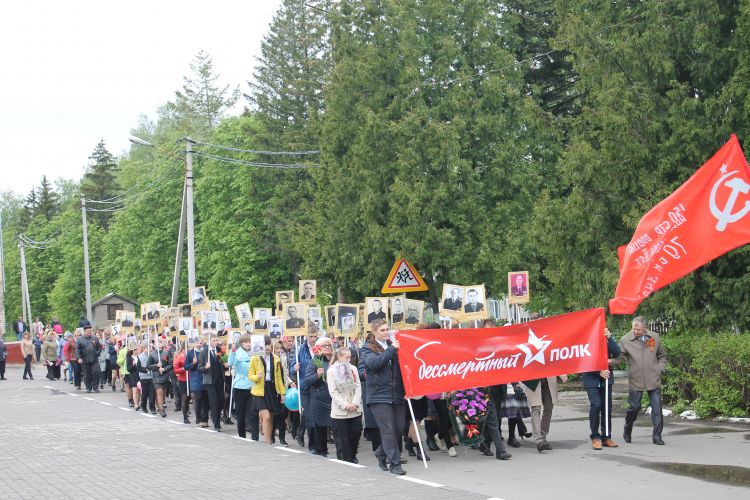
[{"left": 13, "top": 314, "right": 669, "bottom": 473}]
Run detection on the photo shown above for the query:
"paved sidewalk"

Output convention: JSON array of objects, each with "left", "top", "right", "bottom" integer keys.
[{"left": 0, "top": 365, "right": 748, "bottom": 499}]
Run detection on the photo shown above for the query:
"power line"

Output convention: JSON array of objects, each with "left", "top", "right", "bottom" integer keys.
[
  {"left": 87, "top": 152, "right": 183, "bottom": 205},
  {"left": 188, "top": 139, "right": 320, "bottom": 156},
  {"left": 191, "top": 150, "right": 318, "bottom": 169}
]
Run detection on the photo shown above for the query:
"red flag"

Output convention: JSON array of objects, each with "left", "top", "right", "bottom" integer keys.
[
  {"left": 609, "top": 135, "right": 750, "bottom": 314},
  {"left": 396, "top": 308, "right": 607, "bottom": 398}
]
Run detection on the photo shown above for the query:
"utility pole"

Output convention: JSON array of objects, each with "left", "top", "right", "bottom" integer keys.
[
  {"left": 19, "top": 240, "right": 31, "bottom": 324},
  {"left": 0, "top": 212, "right": 5, "bottom": 338},
  {"left": 81, "top": 195, "right": 92, "bottom": 323},
  {"left": 185, "top": 137, "right": 196, "bottom": 290},
  {"left": 171, "top": 179, "right": 187, "bottom": 307}
]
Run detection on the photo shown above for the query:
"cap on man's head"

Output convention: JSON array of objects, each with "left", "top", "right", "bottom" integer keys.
[{"left": 81, "top": 320, "right": 93, "bottom": 330}]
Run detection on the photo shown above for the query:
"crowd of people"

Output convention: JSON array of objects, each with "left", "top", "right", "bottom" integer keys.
[{"left": 5, "top": 315, "right": 667, "bottom": 475}]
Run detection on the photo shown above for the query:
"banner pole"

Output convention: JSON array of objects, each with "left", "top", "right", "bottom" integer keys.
[
  {"left": 295, "top": 336, "right": 302, "bottom": 415},
  {"left": 407, "top": 398, "right": 428, "bottom": 469},
  {"left": 604, "top": 377, "right": 609, "bottom": 438}
]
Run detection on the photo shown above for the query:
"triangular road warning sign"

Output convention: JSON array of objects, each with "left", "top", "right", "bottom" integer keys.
[{"left": 382, "top": 258, "right": 428, "bottom": 294}]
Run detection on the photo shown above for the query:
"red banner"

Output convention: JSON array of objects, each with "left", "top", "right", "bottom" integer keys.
[
  {"left": 396, "top": 308, "right": 607, "bottom": 398},
  {"left": 609, "top": 135, "right": 750, "bottom": 314}
]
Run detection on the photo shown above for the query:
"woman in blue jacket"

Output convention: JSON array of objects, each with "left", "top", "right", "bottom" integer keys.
[
  {"left": 184, "top": 338, "right": 208, "bottom": 428},
  {"left": 228, "top": 333, "right": 253, "bottom": 438}
]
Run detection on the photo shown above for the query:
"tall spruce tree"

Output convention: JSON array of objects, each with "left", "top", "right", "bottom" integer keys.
[{"left": 81, "top": 140, "right": 119, "bottom": 229}]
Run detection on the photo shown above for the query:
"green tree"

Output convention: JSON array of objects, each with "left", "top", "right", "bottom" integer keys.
[
  {"left": 35, "top": 176, "right": 60, "bottom": 222},
  {"left": 81, "top": 140, "right": 120, "bottom": 230}
]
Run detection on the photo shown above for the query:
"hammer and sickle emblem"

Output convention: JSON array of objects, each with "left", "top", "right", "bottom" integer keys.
[{"left": 709, "top": 170, "right": 750, "bottom": 231}]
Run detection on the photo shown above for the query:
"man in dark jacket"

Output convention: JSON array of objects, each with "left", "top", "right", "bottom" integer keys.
[
  {"left": 296, "top": 325, "right": 319, "bottom": 450},
  {"left": 75, "top": 322, "right": 102, "bottom": 393},
  {"left": 583, "top": 327, "right": 622, "bottom": 450},
  {"left": 359, "top": 318, "right": 406, "bottom": 475},
  {"left": 12, "top": 316, "right": 28, "bottom": 341},
  {"left": 198, "top": 337, "right": 225, "bottom": 431}
]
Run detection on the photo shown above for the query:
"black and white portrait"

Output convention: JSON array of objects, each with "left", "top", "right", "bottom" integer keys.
[
  {"left": 463, "top": 285, "right": 486, "bottom": 314},
  {"left": 366, "top": 297, "right": 389, "bottom": 326},
  {"left": 179, "top": 317, "right": 193, "bottom": 335},
  {"left": 325, "top": 306, "right": 336, "bottom": 331},
  {"left": 275, "top": 290, "right": 294, "bottom": 313},
  {"left": 253, "top": 308, "right": 272, "bottom": 331},
  {"left": 285, "top": 303, "right": 307, "bottom": 330},
  {"left": 404, "top": 299, "right": 424, "bottom": 327},
  {"left": 299, "top": 280, "right": 317, "bottom": 302},
  {"left": 268, "top": 318, "right": 284, "bottom": 339},
  {"left": 180, "top": 303, "right": 192, "bottom": 318},
  {"left": 442, "top": 285, "right": 464, "bottom": 311},
  {"left": 337, "top": 304, "right": 358, "bottom": 333},
  {"left": 190, "top": 286, "right": 208, "bottom": 309},
  {"left": 201, "top": 311, "right": 218, "bottom": 333},
  {"left": 390, "top": 296, "right": 405, "bottom": 325},
  {"left": 235, "top": 303, "right": 252, "bottom": 323}
]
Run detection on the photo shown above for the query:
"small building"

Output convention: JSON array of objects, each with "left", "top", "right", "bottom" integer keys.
[{"left": 92, "top": 292, "right": 137, "bottom": 328}]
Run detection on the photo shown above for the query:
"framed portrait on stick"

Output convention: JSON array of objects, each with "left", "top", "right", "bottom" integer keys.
[
  {"left": 325, "top": 305, "right": 337, "bottom": 334},
  {"left": 299, "top": 279, "right": 317, "bottom": 303},
  {"left": 462, "top": 284, "right": 488, "bottom": 322},
  {"left": 283, "top": 303, "right": 308, "bottom": 336},
  {"left": 275, "top": 290, "right": 294, "bottom": 314},
  {"left": 200, "top": 311, "right": 219, "bottom": 334},
  {"left": 253, "top": 308, "right": 272, "bottom": 332},
  {"left": 190, "top": 286, "right": 209, "bottom": 310},
  {"left": 235, "top": 303, "right": 252, "bottom": 324},
  {"left": 389, "top": 295, "right": 406, "bottom": 328},
  {"left": 402, "top": 299, "right": 424, "bottom": 329},
  {"left": 336, "top": 304, "right": 359, "bottom": 337},
  {"left": 116, "top": 310, "right": 135, "bottom": 333},
  {"left": 508, "top": 271, "right": 530, "bottom": 304},
  {"left": 268, "top": 318, "right": 284, "bottom": 339},
  {"left": 440, "top": 284, "right": 465, "bottom": 318},
  {"left": 365, "top": 297, "right": 389, "bottom": 331}
]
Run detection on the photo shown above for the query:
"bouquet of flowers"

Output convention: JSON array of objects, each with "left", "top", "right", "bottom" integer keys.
[
  {"left": 311, "top": 345, "right": 326, "bottom": 382},
  {"left": 448, "top": 388, "right": 490, "bottom": 445}
]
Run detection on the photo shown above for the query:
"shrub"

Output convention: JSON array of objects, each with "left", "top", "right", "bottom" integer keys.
[{"left": 662, "top": 332, "right": 750, "bottom": 418}]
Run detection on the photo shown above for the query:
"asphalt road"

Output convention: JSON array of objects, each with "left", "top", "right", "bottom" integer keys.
[{"left": 0, "top": 364, "right": 748, "bottom": 499}]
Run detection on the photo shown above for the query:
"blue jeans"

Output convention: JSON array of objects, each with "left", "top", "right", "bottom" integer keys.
[
  {"left": 625, "top": 389, "right": 663, "bottom": 439},
  {"left": 585, "top": 385, "right": 613, "bottom": 439}
]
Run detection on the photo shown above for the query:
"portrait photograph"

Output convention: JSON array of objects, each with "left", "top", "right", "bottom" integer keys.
[
  {"left": 235, "top": 303, "right": 252, "bottom": 323},
  {"left": 227, "top": 329, "right": 242, "bottom": 349},
  {"left": 187, "top": 329, "right": 199, "bottom": 344},
  {"left": 365, "top": 297, "right": 389, "bottom": 329},
  {"left": 168, "top": 316, "right": 179, "bottom": 332},
  {"left": 253, "top": 308, "right": 272, "bottom": 331},
  {"left": 159, "top": 306, "right": 167, "bottom": 319},
  {"left": 179, "top": 303, "right": 192, "bottom": 317},
  {"left": 463, "top": 284, "right": 487, "bottom": 319},
  {"left": 508, "top": 271, "right": 530, "bottom": 304},
  {"left": 390, "top": 295, "right": 406, "bottom": 326},
  {"left": 441, "top": 284, "right": 465, "bottom": 313},
  {"left": 298, "top": 279, "right": 317, "bottom": 303},
  {"left": 275, "top": 290, "right": 295, "bottom": 313},
  {"left": 337, "top": 304, "right": 359, "bottom": 334},
  {"left": 210, "top": 300, "right": 220, "bottom": 312},
  {"left": 201, "top": 310, "right": 218, "bottom": 333},
  {"left": 179, "top": 316, "right": 193, "bottom": 335},
  {"left": 325, "top": 305, "right": 337, "bottom": 332},
  {"left": 117, "top": 310, "right": 135, "bottom": 331},
  {"left": 190, "top": 286, "right": 208, "bottom": 310},
  {"left": 308, "top": 306, "right": 321, "bottom": 321},
  {"left": 126, "top": 335, "right": 138, "bottom": 350},
  {"left": 111, "top": 323, "right": 121, "bottom": 337},
  {"left": 251, "top": 335, "right": 265, "bottom": 356},
  {"left": 403, "top": 299, "right": 425, "bottom": 329},
  {"left": 268, "top": 318, "right": 284, "bottom": 339},
  {"left": 217, "top": 319, "right": 231, "bottom": 333},
  {"left": 284, "top": 303, "right": 308, "bottom": 335}
]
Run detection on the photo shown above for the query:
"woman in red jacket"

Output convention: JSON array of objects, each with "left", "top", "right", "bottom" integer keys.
[{"left": 173, "top": 343, "right": 191, "bottom": 424}]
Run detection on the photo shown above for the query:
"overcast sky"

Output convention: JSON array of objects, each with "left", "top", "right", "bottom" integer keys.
[{"left": 0, "top": 0, "right": 281, "bottom": 196}]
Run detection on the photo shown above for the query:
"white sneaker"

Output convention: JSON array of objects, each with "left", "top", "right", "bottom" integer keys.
[
  {"left": 448, "top": 447, "right": 457, "bottom": 457},
  {"left": 438, "top": 439, "right": 447, "bottom": 451}
]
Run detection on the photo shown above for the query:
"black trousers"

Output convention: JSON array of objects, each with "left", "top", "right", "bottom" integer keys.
[
  {"left": 625, "top": 389, "right": 663, "bottom": 439},
  {"left": 178, "top": 381, "right": 190, "bottom": 419},
  {"left": 290, "top": 410, "right": 300, "bottom": 437},
  {"left": 235, "top": 389, "right": 251, "bottom": 438},
  {"left": 370, "top": 403, "right": 406, "bottom": 466},
  {"left": 102, "top": 359, "right": 111, "bottom": 384},
  {"left": 81, "top": 362, "right": 100, "bottom": 390},
  {"left": 205, "top": 383, "right": 222, "bottom": 428},
  {"left": 23, "top": 355, "right": 33, "bottom": 379},
  {"left": 274, "top": 404, "right": 288, "bottom": 441},
  {"left": 332, "top": 416, "right": 362, "bottom": 462},
  {"left": 191, "top": 389, "right": 209, "bottom": 424},
  {"left": 300, "top": 391, "right": 314, "bottom": 450},
  {"left": 313, "top": 426, "right": 330, "bottom": 456},
  {"left": 71, "top": 360, "right": 81, "bottom": 387},
  {"left": 46, "top": 362, "right": 56, "bottom": 380},
  {"left": 140, "top": 379, "right": 156, "bottom": 412},
  {"left": 0, "top": 360, "right": 6, "bottom": 379},
  {"left": 248, "top": 404, "right": 260, "bottom": 440}
]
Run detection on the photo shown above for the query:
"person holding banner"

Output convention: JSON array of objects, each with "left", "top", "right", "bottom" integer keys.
[
  {"left": 229, "top": 334, "right": 254, "bottom": 438},
  {"left": 360, "top": 319, "right": 407, "bottom": 476},
  {"left": 523, "top": 374, "right": 566, "bottom": 452},
  {"left": 620, "top": 317, "right": 667, "bottom": 445},
  {"left": 583, "top": 328, "right": 622, "bottom": 450}
]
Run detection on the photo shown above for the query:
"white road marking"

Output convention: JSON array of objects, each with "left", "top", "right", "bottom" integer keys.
[
  {"left": 68, "top": 393, "right": 78, "bottom": 397},
  {"left": 83, "top": 397, "right": 94, "bottom": 401},
  {"left": 44, "top": 386, "right": 52, "bottom": 389},
  {"left": 165, "top": 420, "right": 182, "bottom": 425},
  {"left": 398, "top": 476, "right": 444, "bottom": 488},
  {"left": 118, "top": 407, "right": 132, "bottom": 412},
  {"left": 275, "top": 446, "right": 303, "bottom": 453},
  {"left": 328, "top": 459, "right": 366, "bottom": 468},
  {"left": 100, "top": 402, "right": 113, "bottom": 406}
]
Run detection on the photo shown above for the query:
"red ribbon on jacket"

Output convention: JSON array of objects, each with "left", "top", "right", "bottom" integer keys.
[
  {"left": 609, "top": 135, "right": 750, "bottom": 314},
  {"left": 396, "top": 308, "right": 607, "bottom": 398}
]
